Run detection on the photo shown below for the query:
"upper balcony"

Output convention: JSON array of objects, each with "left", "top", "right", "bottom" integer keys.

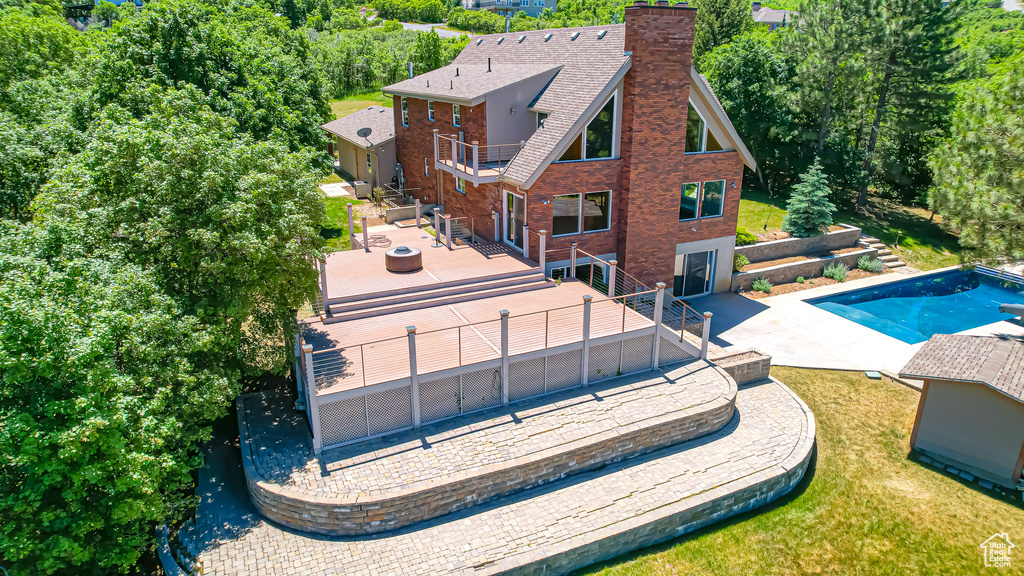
[{"left": 434, "top": 131, "right": 525, "bottom": 186}]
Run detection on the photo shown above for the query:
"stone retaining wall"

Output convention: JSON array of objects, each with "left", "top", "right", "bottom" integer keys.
[
  {"left": 713, "top": 349, "right": 772, "bottom": 385},
  {"left": 736, "top": 224, "right": 862, "bottom": 263},
  {"left": 238, "top": 371, "right": 738, "bottom": 536},
  {"left": 501, "top": 378, "right": 817, "bottom": 576},
  {"left": 731, "top": 247, "right": 878, "bottom": 292}
]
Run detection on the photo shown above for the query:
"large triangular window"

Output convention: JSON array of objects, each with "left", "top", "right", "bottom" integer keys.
[{"left": 558, "top": 94, "right": 617, "bottom": 162}]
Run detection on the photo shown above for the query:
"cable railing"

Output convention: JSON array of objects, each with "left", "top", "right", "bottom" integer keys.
[
  {"left": 305, "top": 291, "right": 657, "bottom": 396},
  {"left": 574, "top": 247, "right": 706, "bottom": 342},
  {"left": 434, "top": 133, "right": 526, "bottom": 179}
]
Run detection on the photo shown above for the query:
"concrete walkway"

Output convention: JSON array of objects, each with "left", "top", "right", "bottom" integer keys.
[
  {"left": 195, "top": 379, "right": 814, "bottom": 575},
  {"left": 691, "top": 268, "right": 1024, "bottom": 374}
]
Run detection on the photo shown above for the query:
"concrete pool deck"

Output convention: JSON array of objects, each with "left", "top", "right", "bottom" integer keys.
[{"left": 691, "top": 266, "right": 1024, "bottom": 374}]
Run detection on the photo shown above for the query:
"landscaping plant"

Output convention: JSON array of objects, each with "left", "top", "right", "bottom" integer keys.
[
  {"left": 782, "top": 157, "right": 836, "bottom": 238},
  {"left": 734, "top": 253, "right": 750, "bottom": 272},
  {"left": 857, "top": 254, "right": 885, "bottom": 273},
  {"left": 823, "top": 262, "right": 849, "bottom": 282},
  {"left": 735, "top": 226, "right": 758, "bottom": 246},
  {"left": 796, "top": 276, "right": 805, "bottom": 283},
  {"left": 751, "top": 277, "right": 773, "bottom": 293}
]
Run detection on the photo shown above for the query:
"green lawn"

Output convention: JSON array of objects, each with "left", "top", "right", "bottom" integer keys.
[
  {"left": 330, "top": 92, "right": 393, "bottom": 119},
  {"left": 582, "top": 367, "right": 1024, "bottom": 576},
  {"left": 736, "top": 188, "right": 962, "bottom": 270},
  {"left": 321, "top": 195, "right": 363, "bottom": 252}
]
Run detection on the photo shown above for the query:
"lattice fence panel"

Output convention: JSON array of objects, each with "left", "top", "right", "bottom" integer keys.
[
  {"left": 620, "top": 334, "right": 655, "bottom": 375},
  {"left": 659, "top": 337, "right": 694, "bottom": 367},
  {"left": 366, "top": 386, "right": 413, "bottom": 436},
  {"left": 420, "top": 375, "right": 461, "bottom": 423},
  {"left": 508, "top": 357, "right": 545, "bottom": 401},
  {"left": 319, "top": 396, "right": 368, "bottom": 447},
  {"left": 588, "top": 341, "right": 621, "bottom": 383},
  {"left": 461, "top": 368, "right": 502, "bottom": 413},
  {"left": 546, "top": 349, "right": 582, "bottom": 392}
]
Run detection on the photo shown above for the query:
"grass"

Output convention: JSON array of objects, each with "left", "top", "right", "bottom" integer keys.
[
  {"left": 329, "top": 91, "right": 393, "bottom": 119},
  {"left": 736, "top": 188, "right": 962, "bottom": 271},
  {"left": 320, "top": 195, "right": 363, "bottom": 252},
  {"left": 581, "top": 367, "right": 1024, "bottom": 576}
]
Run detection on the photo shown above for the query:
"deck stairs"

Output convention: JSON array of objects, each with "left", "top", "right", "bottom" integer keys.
[
  {"left": 323, "top": 269, "right": 551, "bottom": 323},
  {"left": 860, "top": 234, "right": 906, "bottom": 269}
]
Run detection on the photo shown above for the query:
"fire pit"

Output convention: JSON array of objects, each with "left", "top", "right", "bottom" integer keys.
[{"left": 385, "top": 246, "right": 422, "bottom": 273}]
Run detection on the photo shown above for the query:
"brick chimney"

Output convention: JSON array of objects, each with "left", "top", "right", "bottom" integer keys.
[{"left": 617, "top": 2, "right": 698, "bottom": 286}]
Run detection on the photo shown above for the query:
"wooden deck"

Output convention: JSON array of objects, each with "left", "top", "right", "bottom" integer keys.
[
  {"left": 302, "top": 280, "right": 655, "bottom": 396},
  {"left": 323, "top": 227, "right": 535, "bottom": 302}
]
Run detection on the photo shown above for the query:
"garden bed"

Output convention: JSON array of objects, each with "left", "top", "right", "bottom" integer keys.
[
  {"left": 739, "top": 247, "right": 865, "bottom": 272},
  {"left": 741, "top": 268, "right": 889, "bottom": 300}
]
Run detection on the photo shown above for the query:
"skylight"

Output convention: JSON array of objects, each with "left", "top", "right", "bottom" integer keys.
[
  {"left": 597, "top": 30, "right": 607, "bottom": 39},
  {"left": 570, "top": 31, "right": 580, "bottom": 40},
  {"left": 498, "top": 37, "right": 505, "bottom": 44},
  {"left": 518, "top": 35, "right": 526, "bottom": 43},
  {"left": 476, "top": 38, "right": 483, "bottom": 45},
  {"left": 544, "top": 33, "right": 553, "bottom": 41}
]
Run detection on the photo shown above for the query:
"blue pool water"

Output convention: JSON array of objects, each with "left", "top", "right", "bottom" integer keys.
[{"left": 807, "top": 270, "right": 1024, "bottom": 344}]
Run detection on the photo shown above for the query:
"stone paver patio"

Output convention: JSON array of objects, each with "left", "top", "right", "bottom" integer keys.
[{"left": 195, "top": 378, "right": 814, "bottom": 575}]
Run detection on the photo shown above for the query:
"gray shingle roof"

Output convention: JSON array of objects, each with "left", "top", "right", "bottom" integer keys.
[
  {"left": 320, "top": 105, "right": 395, "bottom": 149},
  {"left": 753, "top": 7, "right": 793, "bottom": 25},
  {"left": 383, "top": 64, "right": 561, "bottom": 105},
  {"left": 450, "top": 24, "right": 631, "bottom": 187},
  {"left": 900, "top": 335, "right": 1024, "bottom": 402}
]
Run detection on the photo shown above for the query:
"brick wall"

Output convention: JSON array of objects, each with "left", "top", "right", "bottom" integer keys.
[
  {"left": 619, "top": 4, "right": 746, "bottom": 288},
  {"left": 237, "top": 375, "right": 737, "bottom": 536}
]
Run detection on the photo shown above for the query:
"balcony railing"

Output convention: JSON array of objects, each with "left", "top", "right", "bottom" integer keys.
[{"left": 434, "top": 132, "right": 525, "bottom": 186}]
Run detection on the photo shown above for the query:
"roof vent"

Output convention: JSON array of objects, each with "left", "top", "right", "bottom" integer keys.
[
  {"left": 476, "top": 38, "right": 483, "bottom": 45},
  {"left": 597, "top": 30, "right": 607, "bottom": 39},
  {"left": 544, "top": 33, "right": 552, "bottom": 41},
  {"left": 518, "top": 34, "right": 526, "bottom": 43},
  {"left": 498, "top": 37, "right": 505, "bottom": 44},
  {"left": 570, "top": 31, "right": 580, "bottom": 40}
]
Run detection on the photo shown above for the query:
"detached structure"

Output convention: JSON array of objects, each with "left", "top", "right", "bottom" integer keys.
[
  {"left": 752, "top": 1, "right": 793, "bottom": 30},
  {"left": 901, "top": 334, "right": 1024, "bottom": 489},
  {"left": 321, "top": 105, "right": 396, "bottom": 191}
]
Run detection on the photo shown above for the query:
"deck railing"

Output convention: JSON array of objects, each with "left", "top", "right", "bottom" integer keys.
[
  {"left": 434, "top": 132, "right": 525, "bottom": 183},
  {"left": 572, "top": 246, "right": 710, "bottom": 351},
  {"left": 294, "top": 285, "right": 706, "bottom": 453}
]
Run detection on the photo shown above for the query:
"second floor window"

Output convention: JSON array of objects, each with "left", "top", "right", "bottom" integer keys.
[
  {"left": 401, "top": 97, "right": 408, "bottom": 126},
  {"left": 685, "top": 102, "right": 724, "bottom": 153},
  {"left": 558, "top": 94, "right": 616, "bottom": 162},
  {"left": 679, "top": 179, "right": 726, "bottom": 221},
  {"left": 535, "top": 0, "right": 543, "bottom": 5},
  {"left": 537, "top": 111, "right": 548, "bottom": 129},
  {"left": 453, "top": 104, "right": 461, "bottom": 126},
  {"left": 519, "top": 0, "right": 527, "bottom": 5},
  {"left": 456, "top": 176, "right": 466, "bottom": 192},
  {"left": 428, "top": 101, "right": 435, "bottom": 121},
  {"left": 366, "top": 153, "right": 373, "bottom": 175}
]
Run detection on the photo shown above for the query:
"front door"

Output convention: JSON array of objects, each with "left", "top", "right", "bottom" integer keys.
[
  {"left": 673, "top": 250, "right": 715, "bottom": 297},
  {"left": 503, "top": 191, "right": 525, "bottom": 250}
]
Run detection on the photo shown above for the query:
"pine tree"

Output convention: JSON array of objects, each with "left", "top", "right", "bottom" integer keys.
[
  {"left": 692, "top": 0, "right": 754, "bottom": 69},
  {"left": 783, "top": 157, "right": 837, "bottom": 237}
]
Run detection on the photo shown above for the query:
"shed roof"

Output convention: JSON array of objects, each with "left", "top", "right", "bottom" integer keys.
[
  {"left": 320, "top": 105, "right": 396, "bottom": 149},
  {"left": 900, "top": 335, "right": 1024, "bottom": 402}
]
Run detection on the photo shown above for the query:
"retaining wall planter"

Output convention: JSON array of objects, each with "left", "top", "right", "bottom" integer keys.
[
  {"left": 731, "top": 247, "right": 878, "bottom": 292},
  {"left": 736, "top": 224, "right": 862, "bottom": 263},
  {"left": 712, "top": 349, "right": 772, "bottom": 385}
]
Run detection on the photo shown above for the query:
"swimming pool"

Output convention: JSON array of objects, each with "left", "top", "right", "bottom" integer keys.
[{"left": 807, "top": 269, "right": 1024, "bottom": 344}]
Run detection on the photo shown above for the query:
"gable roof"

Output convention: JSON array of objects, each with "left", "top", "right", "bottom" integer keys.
[
  {"left": 320, "top": 105, "right": 395, "bottom": 149},
  {"left": 692, "top": 71, "right": 757, "bottom": 171},
  {"left": 449, "top": 24, "right": 631, "bottom": 188},
  {"left": 383, "top": 63, "right": 562, "bottom": 106},
  {"left": 753, "top": 7, "right": 793, "bottom": 24},
  {"left": 900, "top": 335, "right": 1024, "bottom": 402}
]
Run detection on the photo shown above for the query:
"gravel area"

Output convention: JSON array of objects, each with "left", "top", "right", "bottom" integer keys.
[{"left": 741, "top": 268, "right": 889, "bottom": 300}]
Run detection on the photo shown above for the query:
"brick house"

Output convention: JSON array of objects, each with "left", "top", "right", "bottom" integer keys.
[{"left": 348, "top": 2, "right": 755, "bottom": 297}]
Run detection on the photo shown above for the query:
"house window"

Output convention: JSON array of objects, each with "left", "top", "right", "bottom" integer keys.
[
  {"left": 456, "top": 176, "right": 466, "bottom": 192},
  {"left": 401, "top": 97, "right": 408, "bottom": 127},
  {"left": 535, "top": 0, "right": 543, "bottom": 5},
  {"left": 679, "top": 180, "right": 726, "bottom": 221},
  {"left": 685, "top": 102, "right": 724, "bottom": 153},
  {"left": 453, "top": 104, "right": 461, "bottom": 126},
  {"left": 520, "top": 0, "right": 527, "bottom": 5},
  {"left": 552, "top": 193, "right": 580, "bottom": 236},
  {"left": 424, "top": 157, "right": 429, "bottom": 177},
  {"left": 537, "top": 112, "right": 548, "bottom": 129},
  {"left": 582, "top": 191, "right": 611, "bottom": 232},
  {"left": 428, "top": 101, "right": 435, "bottom": 121},
  {"left": 700, "top": 179, "right": 725, "bottom": 218},
  {"left": 557, "top": 94, "right": 617, "bottom": 162},
  {"left": 679, "top": 182, "right": 699, "bottom": 221},
  {"left": 366, "top": 153, "right": 373, "bottom": 175}
]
